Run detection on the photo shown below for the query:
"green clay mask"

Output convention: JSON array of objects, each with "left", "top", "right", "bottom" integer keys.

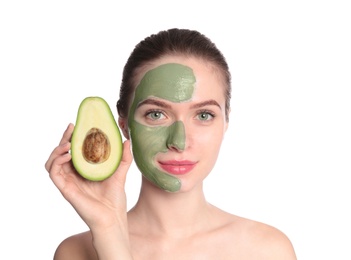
[{"left": 128, "top": 63, "right": 196, "bottom": 192}]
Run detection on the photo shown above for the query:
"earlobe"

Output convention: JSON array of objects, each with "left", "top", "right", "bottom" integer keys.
[{"left": 118, "top": 117, "right": 130, "bottom": 139}]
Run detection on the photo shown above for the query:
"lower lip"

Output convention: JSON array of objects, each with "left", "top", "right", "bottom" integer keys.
[{"left": 159, "top": 163, "right": 196, "bottom": 175}]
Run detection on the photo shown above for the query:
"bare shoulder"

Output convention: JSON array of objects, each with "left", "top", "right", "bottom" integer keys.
[
  {"left": 243, "top": 218, "right": 297, "bottom": 259},
  {"left": 54, "top": 231, "right": 98, "bottom": 260},
  {"left": 216, "top": 210, "right": 297, "bottom": 259}
]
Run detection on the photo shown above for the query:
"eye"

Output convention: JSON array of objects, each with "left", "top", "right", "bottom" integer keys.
[
  {"left": 197, "top": 111, "right": 215, "bottom": 121},
  {"left": 146, "top": 110, "right": 165, "bottom": 120}
]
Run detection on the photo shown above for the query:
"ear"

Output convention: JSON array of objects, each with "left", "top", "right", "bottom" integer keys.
[
  {"left": 118, "top": 117, "right": 130, "bottom": 139},
  {"left": 225, "top": 108, "right": 231, "bottom": 132},
  {"left": 225, "top": 121, "right": 229, "bottom": 132}
]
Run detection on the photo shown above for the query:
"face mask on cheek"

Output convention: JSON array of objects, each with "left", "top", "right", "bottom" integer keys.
[
  {"left": 129, "top": 121, "right": 185, "bottom": 192},
  {"left": 127, "top": 63, "right": 196, "bottom": 192}
]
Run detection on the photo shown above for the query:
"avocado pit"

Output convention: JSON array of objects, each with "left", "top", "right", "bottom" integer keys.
[{"left": 82, "top": 127, "right": 110, "bottom": 164}]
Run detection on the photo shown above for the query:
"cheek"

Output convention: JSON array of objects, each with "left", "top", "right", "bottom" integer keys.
[
  {"left": 191, "top": 126, "right": 224, "bottom": 158},
  {"left": 130, "top": 121, "right": 169, "bottom": 156},
  {"left": 192, "top": 124, "right": 223, "bottom": 144}
]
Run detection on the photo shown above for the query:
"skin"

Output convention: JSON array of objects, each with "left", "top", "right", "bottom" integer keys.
[
  {"left": 128, "top": 63, "right": 196, "bottom": 192},
  {"left": 45, "top": 55, "right": 297, "bottom": 260}
]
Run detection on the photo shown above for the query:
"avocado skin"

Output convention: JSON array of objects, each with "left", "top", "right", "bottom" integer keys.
[{"left": 71, "top": 96, "right": 123, "bottom": 181}]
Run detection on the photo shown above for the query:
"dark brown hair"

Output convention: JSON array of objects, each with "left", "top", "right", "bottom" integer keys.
[{"left": 117, "top": 28, "right": 231, "bottom": 121}]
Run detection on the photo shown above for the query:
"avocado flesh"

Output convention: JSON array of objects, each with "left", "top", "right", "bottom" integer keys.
[{"left": 71, "top": 97, "right": 123, "bottom": 181}]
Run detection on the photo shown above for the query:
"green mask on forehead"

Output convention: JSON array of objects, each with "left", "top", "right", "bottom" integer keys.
[{"left": 128, "top": 63, "right": 196, "bottom": 192}]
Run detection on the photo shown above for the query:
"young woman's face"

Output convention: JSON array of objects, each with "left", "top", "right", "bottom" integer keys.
[{"left": 127, "top": 56, "right": 228, "bottom": 192}]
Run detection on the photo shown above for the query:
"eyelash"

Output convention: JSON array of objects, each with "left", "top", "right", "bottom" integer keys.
[
  {"left": 144, "top": 109, "right": 215, "bottom": 121},
  {"left": 197, "top": 110, "right": 215, "bottom": 121},
  {"left": 145, "top": 109, "right": 166, "bottom": 120}
]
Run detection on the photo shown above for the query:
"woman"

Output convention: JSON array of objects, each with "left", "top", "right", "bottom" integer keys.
[{"left": 45, "top": 28, "right": 297, "bottom": 259}]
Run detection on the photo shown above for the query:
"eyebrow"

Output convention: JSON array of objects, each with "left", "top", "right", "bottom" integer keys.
[
  {"left": 137, "top": 98, "right": 221, "bottom": 110},
  {"left": 137, "top": 99, "right": 171, "bottom": 109},
  {"left": 190, "top": 100, "right": 221, "bottom": 110}
]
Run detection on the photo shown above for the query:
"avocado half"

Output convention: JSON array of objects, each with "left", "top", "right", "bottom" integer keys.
[{"left": 71, "top": 96, "right": 123, "bottom": 181}]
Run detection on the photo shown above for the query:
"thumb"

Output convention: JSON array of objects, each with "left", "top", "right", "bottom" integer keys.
[{"left": 112, "top": 139, "right": 133, "bottom": 186}]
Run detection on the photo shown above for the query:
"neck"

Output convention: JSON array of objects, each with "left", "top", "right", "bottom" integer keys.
[{"left": 128, "top": 177, "right": 212, "bottom": 238}]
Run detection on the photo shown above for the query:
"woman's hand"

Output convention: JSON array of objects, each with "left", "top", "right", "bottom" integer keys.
[{"left": 45, "top": 123, "right": 133, "bottom": 231}]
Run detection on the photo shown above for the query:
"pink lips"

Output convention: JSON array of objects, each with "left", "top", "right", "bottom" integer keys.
[{"left": 158, "top": 160, "right": 197, "bottom": 175}]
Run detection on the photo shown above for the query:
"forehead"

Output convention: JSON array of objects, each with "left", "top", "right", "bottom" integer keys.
[
  {"left": 136, "top": 56, "right": 218, "bottom": 83},
  {"left": 133, "top": 56, "right": 225, "bottom": 99},
  {"left": 135, "top": 63, "right": 196, "bottom": 103},
  {"left": 127, "top": 57, "right": 228, "bottom": 124}
]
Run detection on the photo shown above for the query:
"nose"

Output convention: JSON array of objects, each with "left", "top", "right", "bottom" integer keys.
[{"left": 166, "top": 121, "right": 186, "bottom": 151}]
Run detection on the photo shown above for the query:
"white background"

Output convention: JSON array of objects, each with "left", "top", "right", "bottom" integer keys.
[{"left": 1, "top": 1, "right": 350, "bottom": 259}]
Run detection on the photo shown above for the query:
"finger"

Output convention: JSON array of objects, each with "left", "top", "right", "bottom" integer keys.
[
  {"left": 48, "top": 152, "right": 72, "bottom": 191},
  {"left": 59, "top": 123, "right": 74, "bottom": 145},
  {"left": 45, "top": 123, "right": 73, "bottom": 172},
  {"left": 45, "top": 141, "right": 71, "bottom": 172}
]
